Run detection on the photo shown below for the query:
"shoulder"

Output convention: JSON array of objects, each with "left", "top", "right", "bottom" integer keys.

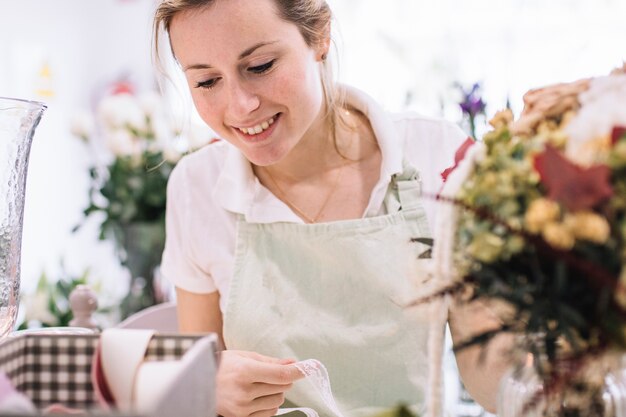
[{"left": 168, "top": 140, "right": 229, "bottom": 193}]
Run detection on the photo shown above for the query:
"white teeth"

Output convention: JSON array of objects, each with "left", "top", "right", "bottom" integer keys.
[{"left": 239, "top": 115, "right": 276, "bottom": 135}]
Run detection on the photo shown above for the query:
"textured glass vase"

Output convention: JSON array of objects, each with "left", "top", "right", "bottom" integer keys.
[
  {"left": 497, "top": 351, "right": 626, "bottom": 417},
  {"left": 0, "top": 97, "right": 46, "bottom": 337}
]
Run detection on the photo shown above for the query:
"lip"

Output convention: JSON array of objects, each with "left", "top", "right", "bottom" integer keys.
[{"left": 234, "top": 113, "right": 281, "bottom": 144}]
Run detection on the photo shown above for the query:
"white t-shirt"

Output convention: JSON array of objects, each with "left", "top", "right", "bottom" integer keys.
[{"left": 161, "top": 86, "right": 467, "bottom": 313}]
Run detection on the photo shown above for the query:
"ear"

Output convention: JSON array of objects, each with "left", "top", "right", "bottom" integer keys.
[{"left": 315, "top": 22, "right": 331, "bottom": 62}]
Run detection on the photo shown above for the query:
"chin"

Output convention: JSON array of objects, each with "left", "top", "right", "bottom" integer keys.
[
  {"left": 242, "top": 142, "right": 293, "bottom": 167},
  {"left": 241, "top": 149, "right": 284, "bottom": 167}
]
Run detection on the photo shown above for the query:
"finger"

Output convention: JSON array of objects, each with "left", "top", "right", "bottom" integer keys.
[
  {"left": 249, "top": 408, "right": 280, "bottom": 417},
  {"left": 250, "top": 382, "right": 293, "bottom": 398},
  {"left": 242, "top": 351, "right": 296, "bottom": 365},
  {"left": 251, "top": 363, "right": 305, "bottom": 385},
  {"left": 252, "top": 392, "right": 285, "bottom": 411}
]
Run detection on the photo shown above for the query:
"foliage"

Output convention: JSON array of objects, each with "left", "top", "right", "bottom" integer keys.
[
  {"left": 18, "top": 268, "right": 90, "bottom": 329},
  {"left": 436, "top": 67, "right": 626, "bottom": 416},
  {"left": 71, "top": 86, "right": 215, "bottom": 316}
]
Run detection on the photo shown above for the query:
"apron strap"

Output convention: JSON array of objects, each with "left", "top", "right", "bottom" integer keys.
[{"left": 385, "top": 160, "right": 423, "bottom": 212}]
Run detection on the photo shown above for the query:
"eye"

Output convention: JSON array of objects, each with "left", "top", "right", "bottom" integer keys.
[
  {"left": 195, "top": 77, "right": 220, "bottom": 90},
  {"left": 248, "top": 59, "right": 275, "bottom": 74}
]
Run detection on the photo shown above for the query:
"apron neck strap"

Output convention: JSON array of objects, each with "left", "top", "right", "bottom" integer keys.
[{"left": 385, "top": 160, "right": 423, "bottom": 212}]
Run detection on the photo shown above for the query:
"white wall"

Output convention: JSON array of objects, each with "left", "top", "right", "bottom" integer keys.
[
  {"left": 329, "top": 0, "right": 626, "bottom": 138},
  {"left": 0, "top": 0, "right": 158, "bottom": 302}
]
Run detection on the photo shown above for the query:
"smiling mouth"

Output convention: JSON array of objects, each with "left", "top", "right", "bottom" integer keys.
[{"left": 237, "top": 114, "right": 278, "bottom": 136}]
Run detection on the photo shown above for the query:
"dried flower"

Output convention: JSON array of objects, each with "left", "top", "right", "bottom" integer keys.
[
  {"left": 489, "top": 109, "right": 513, "bottom": 129},
  {"left": 431, "top": 69, "right": 626, "bottom": 417},
  {"left": 565, "top": 211, "right": 611, "bottom": 244},
  {"left": 524, "top": 198, "right": 561, "bottom": 234},
  {"left": 542, "top": 221, "right": 576, "bottom": 250},
  {"left": 467, "top": 232, "right": 505, "bottom": 264}
]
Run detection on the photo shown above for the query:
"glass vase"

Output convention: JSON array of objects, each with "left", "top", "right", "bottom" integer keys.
[
  {"left": 0, "top": 97, "right": 46, "bottom": 337},
  {"left": 497, "top": 350, "right": 626, "bottom": 417}
]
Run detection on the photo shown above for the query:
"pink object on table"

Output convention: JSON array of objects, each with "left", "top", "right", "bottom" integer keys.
[{"left": 0, "top": 372, "right": 37, "bottom": 413}]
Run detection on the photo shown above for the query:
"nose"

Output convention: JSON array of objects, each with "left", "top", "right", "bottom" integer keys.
[{"left": 226, "top": 79, "right": 260, "bottom": 120}]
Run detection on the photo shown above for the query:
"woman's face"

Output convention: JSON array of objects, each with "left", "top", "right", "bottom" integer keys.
[{"left": 169, "top": 0, "right": 328, "bottom": 166}]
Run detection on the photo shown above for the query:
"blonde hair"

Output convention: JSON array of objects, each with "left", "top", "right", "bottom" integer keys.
[{"left": 153, "top": 0, "right": 347, "bottom": 147}]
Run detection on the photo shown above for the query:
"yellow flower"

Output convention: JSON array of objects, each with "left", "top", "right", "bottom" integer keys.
[
  {"left": 525, "top": 198, "right": 561, "bottom": 233},
  {"left": 489, "top": 109, "right": 513, "bottom": 129},
  {"left": 613, "top": 140, "right": 626, "bottom": 162},
  {"left": 542, "top": 222, "right": 575, "bottom": 250},
  {"left": 559, "top": 110, "right": 577, "bottom": 128},
  {"left": 564, "top": 211, "right": 611, "bottom": 244},
  {"left": 468, "top": 232, "right": 505, "bottom": 264},
  {"left": 568, "top": 134, "right": 611, "bottom": 167},
  {"left": 547, "top": 129, "right": 568, "bottom": 148}
]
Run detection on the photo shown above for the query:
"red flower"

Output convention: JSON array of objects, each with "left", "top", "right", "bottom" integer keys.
[
  {"left": 611, "top": 126, "right": 626, "bottom": 145},
  {"left": 111, "top": 81, "right": 134, "bottom": 95},
  {"left": 441, "top": 137, "right": 475, "bottom": 182},
  {"left": 533, "top": 145, "right": 613, "bottom": 212}
]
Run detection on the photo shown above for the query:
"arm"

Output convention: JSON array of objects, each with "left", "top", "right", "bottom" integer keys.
[
  {"left": 449, "top": 299, "right": 514, "bottom": 413},
  {"left": 176, "top": 286, "right": 224, "bottom": 345},
  {"left": 176, "top": 286, "right": 303, "bottom": 417}
]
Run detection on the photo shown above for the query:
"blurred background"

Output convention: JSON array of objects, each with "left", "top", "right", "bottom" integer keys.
[
  {"left": 5, "top": 0, "right": 624, "bottom": 304},
  {"left": 1, "top": 0, "right": 625, "bottom": 414},
  {"left": 3, "top": 0, "right": 626, "bottom": 339}
]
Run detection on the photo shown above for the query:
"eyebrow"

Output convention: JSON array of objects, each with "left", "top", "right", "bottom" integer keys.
[{"left": 183, "top": 41, "right": 279, "bottom": 72}]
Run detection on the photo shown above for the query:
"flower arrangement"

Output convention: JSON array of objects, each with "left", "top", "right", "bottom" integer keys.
[
  {"left": 431, "top": 65, "right": 626, "bottom": 416},
  {"left": 71, "top": 83, "right": 216, "bottom": 317},
  {"left": 18, "top": 267, "right": 90, "bottom": 329}
]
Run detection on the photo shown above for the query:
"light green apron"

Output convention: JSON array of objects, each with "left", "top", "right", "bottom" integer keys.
[{"left": 223, "top": 163, "right": 437, "bottom": 417}]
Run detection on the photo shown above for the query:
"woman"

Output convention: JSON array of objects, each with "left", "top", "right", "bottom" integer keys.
[{"left": 154, "top": 0, "right": 509, "bottom": 416}]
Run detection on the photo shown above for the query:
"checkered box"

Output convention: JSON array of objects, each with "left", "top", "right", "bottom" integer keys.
[{"left": 0, "top": 333, "right": 218, "bottom": 416}]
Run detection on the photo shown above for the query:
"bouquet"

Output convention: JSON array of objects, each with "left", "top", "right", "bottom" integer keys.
[
  {"left": 18, "top": 266, "right": 90, "bottom": 329},
  {"left": 432, "top": 65, "right": 626, "bottom": 416},
  {"left": 71, "top": 85, "right": 216, "bottom": 316}
]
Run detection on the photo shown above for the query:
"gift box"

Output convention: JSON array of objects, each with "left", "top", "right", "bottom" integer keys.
[{"left": 0, "top": 332, "right": 218, "bottom": 416}]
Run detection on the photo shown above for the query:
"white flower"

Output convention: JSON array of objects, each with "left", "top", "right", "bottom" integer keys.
[
  {"left": 106, "top": 129, "right": 142, "bottom": 157},
  {"left": 565, "top": 74, "right": 626, "bottom": 163},
  {"left": 22, "top": 292, "right": 57, "bottom": 325},
  {"left": 187, "top": 122, "right": 214, "bottom": 150},
  {"left": 138, "top": 91, "right": 163, "bottom": 117},
  {"left": 159, "top": 136, "right": 188, "bottom": 163},
  {"left": 97, "top": 93, "right": 147, "bottom": 132},
  {"left": 162, "top": 141, "right": 183, "bottom": 163},
  {"left": 151, "top": 115, "right": 176, "bottom": 143},
  {"left": 70, "top": 110, "right": 95, "bottom": 141}
]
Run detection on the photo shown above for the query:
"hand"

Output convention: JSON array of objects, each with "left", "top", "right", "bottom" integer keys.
[{"left": 216, "top": 350, "right": 304, "bottom": 417}]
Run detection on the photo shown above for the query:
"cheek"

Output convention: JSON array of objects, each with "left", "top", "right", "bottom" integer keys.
[
  {"left": 269, "top": 62, "right": 323, "bottom": 116},
  {"left": 190, "top": 91, "right": 222, "bottom": 131}
]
